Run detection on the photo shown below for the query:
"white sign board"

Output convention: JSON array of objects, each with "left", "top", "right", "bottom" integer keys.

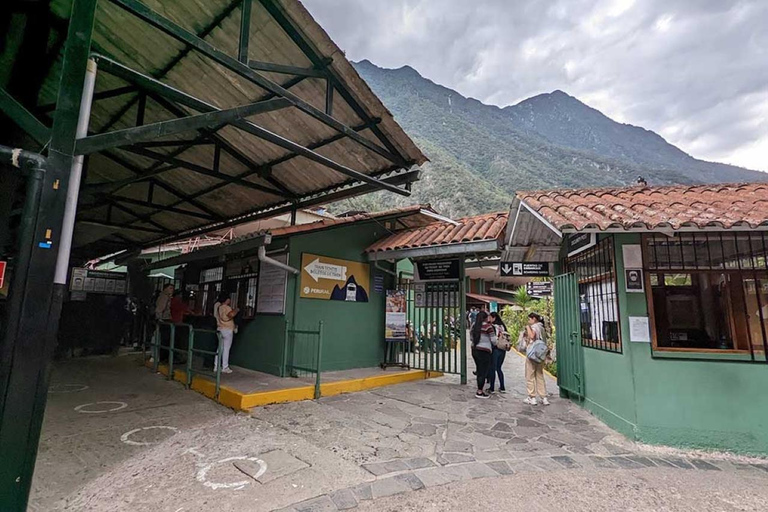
[
  {"left": 629, "top": 316, "right": 651, "bottom": 343},
  {"left": 622, "top": 244, "right": 643, "bottom": 269},
  {"left": 256, "top": 253, "right": 289, "bottom": 315}
]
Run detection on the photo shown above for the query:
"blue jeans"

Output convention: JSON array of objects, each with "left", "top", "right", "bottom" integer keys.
[{"left": 487, "top": 348, "right": 506, "bottom": 391}]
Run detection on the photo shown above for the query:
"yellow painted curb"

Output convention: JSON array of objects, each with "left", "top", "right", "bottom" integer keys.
[
  {"left": 146, "top": 360, "right": 442, "bottom": 411},
  {"left": 512, "top": 349, "right": 557, "bottom": 380}
]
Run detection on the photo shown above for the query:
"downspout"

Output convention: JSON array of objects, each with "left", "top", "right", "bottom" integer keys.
[
  {"left": 257, "top": 246, "right": 299, "bottom": 275},
  {"left": 53, "top": 58, "right": 97, "bottom": 285},
  {"left": 370, "top": 252, "right": 397, "bottom": 277}
]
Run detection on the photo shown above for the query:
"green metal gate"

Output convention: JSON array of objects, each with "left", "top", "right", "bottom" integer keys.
[
  {"left": 554, "top": 273, "right": 585, "bottom": 399},
  {"left": 397, "top": 280, "right": 466, "bottom": 378}
]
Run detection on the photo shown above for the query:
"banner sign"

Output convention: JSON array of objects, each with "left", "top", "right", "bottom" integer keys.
[
  {"left": 414, "top": 259, "right": 460, "bottom": 281},
  {"left": 300, "top": 253, "right": 370, "bottom": 302},
  {"left": 501, "top": 262, "right": 550, "bottom": 277},
  {"left": 70, "top": 268, "right": 128, "bottom": 295},
  {"left": 385, "top": 290, "right": 407, "bottom": 340}
]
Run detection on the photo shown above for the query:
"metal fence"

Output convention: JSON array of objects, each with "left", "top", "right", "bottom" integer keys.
[
  {"left": 283, "top": 321, "right": 324, "bottom": 399},
  {"left": 398, "top": 280, "right": 465, "bottom": 375}
]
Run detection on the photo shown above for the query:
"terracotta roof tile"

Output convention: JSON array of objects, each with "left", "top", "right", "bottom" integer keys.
[
  {"left": 517, "top": 182, "right": 768, "bottom": 231},
  {"left": 365, "top": 212, "right": 508, "bottom": 253}
]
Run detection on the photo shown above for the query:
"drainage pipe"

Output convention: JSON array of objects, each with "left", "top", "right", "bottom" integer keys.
[{"left": 258, "top": 246, "right": 299, "bottom": 275}]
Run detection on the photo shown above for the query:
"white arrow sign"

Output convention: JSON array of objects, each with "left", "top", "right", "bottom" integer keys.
[
  {"left": 304, "top": 258, "right": 347, "bottom": 283},
  {"left": 501, "top": 264, "right": 512, "bottom": 275}
]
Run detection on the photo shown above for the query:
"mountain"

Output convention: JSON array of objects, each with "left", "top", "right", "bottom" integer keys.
[{"left": 332, "top": 60, "right": 766, "bottom": 217}]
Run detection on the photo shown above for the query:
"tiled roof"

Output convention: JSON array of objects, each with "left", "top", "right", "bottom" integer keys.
[
  {"left": 269, "top": 205, "right": 434, "bottom": 238},
  {"left": 365, "top": 212, "right": 508, "bottom": 253},
  {"left": 517, "top": 183, "right": 768, "bottom": 232}
]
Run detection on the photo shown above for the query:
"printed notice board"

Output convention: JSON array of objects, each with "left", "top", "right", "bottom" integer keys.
[
  {"left": 300, "top": 253, "right": 370, "bottom": 302},
  {"left": 256, "top": 252, "right": 289, "bottom": 314}
]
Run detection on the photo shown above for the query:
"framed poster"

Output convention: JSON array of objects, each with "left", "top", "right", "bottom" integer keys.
[
  {"left": 625, "top": 268, "right": 644, "bottom": 293},
  {"left": 385, "top": 290, "right": 407, "bottom": 340},
  {"left": 256, "top": 252, "right": 289, "bottom": 314},
  {"left": 300, "top": 253, "right": 370, "bottom": 302}
]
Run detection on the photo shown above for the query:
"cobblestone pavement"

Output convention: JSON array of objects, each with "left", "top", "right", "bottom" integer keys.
[{"left": 36, "top": 352, "right": 768, "bottom": 511}]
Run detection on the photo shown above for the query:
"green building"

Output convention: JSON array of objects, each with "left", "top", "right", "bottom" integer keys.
[{"left": 507, "top": 182, "right": 768, "bottom": 455}]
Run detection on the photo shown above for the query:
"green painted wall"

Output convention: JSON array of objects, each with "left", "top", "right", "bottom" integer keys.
[
  {"left": 288, "top": 223, "right": 395, "bottom": 372},
  {"left": 573, "top": 233, "right": 768, "bottom": 454}
]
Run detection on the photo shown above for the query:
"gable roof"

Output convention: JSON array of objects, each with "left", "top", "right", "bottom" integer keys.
[
  {"left": 365, "top": 211, "right": 508, "bottom": 255},
  {"left": 517, "top": 182, "right": 768, "bottom": 232}
]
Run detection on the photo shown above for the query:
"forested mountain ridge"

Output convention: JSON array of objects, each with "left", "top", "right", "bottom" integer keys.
[{"left": 331, "top": 60, "right": 766, "bottom": 218}]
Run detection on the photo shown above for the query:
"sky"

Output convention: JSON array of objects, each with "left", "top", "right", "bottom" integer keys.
[{"left": 303, "top": 0, "right": 768, "bottom": 172}]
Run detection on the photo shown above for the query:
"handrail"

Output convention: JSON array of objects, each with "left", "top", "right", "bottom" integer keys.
[
  {"left": 151, "top": 322, "right": 222, "bottom": 399},
  {"left": 283, "top": 321, "right": 324, "bottom": 399}
]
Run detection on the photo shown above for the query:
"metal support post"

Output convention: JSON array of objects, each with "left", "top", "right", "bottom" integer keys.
[
  {"left": 0, "top": 1, "right": 97, "bottom": 509},
  {"left": 459, "top": 259, "right": 467, "bottom": 385},
  {"left": 314, "top": 321, "right": 323, "bottom": 399}
]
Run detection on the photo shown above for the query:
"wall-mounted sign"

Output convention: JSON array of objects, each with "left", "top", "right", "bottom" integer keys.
[
  {"left": 0, "top": 261, "right": 6, "bottom": 289},
  {"left": 374, "top": 274, "right": 385, "bottom": 294},
  {"left": 629, "top": 316, "right": 651, "bottom": 342},
  {"left": 413, "top": 282, "right": 459, "bottom": 307},
  {"left": 566, "top": 233, "right": 597, "bottom": 257},
  {"left": 625, "top": 268, "right": 644, "bottom": 293},
  {"left": 526, "top": 281, "right": 553, "bottom": 296},
  {"left": 300, "top": 253, "right": 370, "bottom": 302},
  {"left": 256, "top": 252, "right": 288, "bottom": 314},
  {"left": 69, "top": 268, "right": 128, "bottom": 295},
  {"left": 414, "top": 259, "right": 460, "bottom": 281},
  {"left": 501, "top": 262, "right": 550, "bottom": 277},
  {"left": 385, "top": 290, "right": 407, "bottom": 340}
]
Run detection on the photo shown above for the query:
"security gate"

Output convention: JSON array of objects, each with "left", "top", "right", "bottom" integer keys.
[
  {"left": 553, "top": 273, "right": 585, "bottom": 399},
  {"left": 396, "top": 280, "right": 466, "bottom": 377}
]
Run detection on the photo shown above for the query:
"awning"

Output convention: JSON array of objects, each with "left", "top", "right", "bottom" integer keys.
[
  {"left": 366, "top": 211, "right": 508, "bottom": 261},
  {"left": 10, "top": 0, "right": 427, "bottom": 261}
]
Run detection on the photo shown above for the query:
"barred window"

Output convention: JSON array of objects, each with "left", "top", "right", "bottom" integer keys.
[
  {"left": 644, "top": 233, "right": 768, "bottom": 361},
  {"left": 199, "top": 266, "right": 224, "bottom": 316},
  {"left": 565, "top": 237, "right": 621, "bottom": 353}
]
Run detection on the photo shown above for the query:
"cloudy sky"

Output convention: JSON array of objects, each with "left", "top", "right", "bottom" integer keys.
[{"left": 303, "top": 0, "right": 767, "bottom": 172}]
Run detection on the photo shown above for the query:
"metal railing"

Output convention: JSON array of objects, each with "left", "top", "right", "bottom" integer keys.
[
  {"left": 151, "top": 322, "right": 223, "bottom": 399},
  {"left": 282, "top": 321, "right": 324, "bottom": 399}
]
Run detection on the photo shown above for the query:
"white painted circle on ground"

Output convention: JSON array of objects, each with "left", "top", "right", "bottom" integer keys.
[
  {"left": 120, "top": 426, "right": 180, "bottom": 446},
  {"left": 196, "top": 456, "right": 267, "bottom": 490},
  {"left": 49, "top": 384, "right": 89, "bottom": 394},
  {"left": 74, "top": 401, "right": 127, "bottom": 413}
]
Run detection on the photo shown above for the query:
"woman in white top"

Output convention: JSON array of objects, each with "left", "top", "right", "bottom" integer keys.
[{"left": 215, "top": 293, "right": 239, "bottom": 374}]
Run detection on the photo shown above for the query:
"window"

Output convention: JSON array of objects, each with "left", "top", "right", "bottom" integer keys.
[
  {"left": 199, "top": 266, "right": 224, "bottom": 316},
  {"left": 565, "top": 237, "right": 621, "bottom": 353},
  {"left": 644, "top": 233, "right": 768, "bottom": 360}
]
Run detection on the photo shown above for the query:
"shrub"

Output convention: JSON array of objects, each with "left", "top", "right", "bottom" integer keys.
[{"left": 500, "top": 288, "right": 557, "bottom": 377}]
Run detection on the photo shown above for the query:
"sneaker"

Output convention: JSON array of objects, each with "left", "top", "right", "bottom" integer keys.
[
  {"left": 541, "top": 397, "right": 550, "bottom": 406},
  {"left": 475, "top": 391, "right": 490, "bottom": 399},
  {"left": 498, "top": 389, "right": 507, "bottom": 394},
  {"left": 523, "top": 397, "right": 537, "bottom": 405},
  {"left": 221, "top": 367, "right": 233, "bottom": 374}
]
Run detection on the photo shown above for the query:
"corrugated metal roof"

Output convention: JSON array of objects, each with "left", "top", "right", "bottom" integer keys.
[
  {"left": 365, "top": 212, "right": 509, "bottom": 254},
  {"left": 517, "top": 182, "right": 768, "bottom": 232},
  {"left": 36, "top": 0, "right": 426, "bottom": 258}
]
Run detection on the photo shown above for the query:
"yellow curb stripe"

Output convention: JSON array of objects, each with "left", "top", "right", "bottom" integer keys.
[{"left": 146, "top": 360, "right": 442, "bottom": 411}]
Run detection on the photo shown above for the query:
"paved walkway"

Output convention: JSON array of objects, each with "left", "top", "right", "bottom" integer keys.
[{"left": 34, "top": 350, "right": 768, "bottom": 511}]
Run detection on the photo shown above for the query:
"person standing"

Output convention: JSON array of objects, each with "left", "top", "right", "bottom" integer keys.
[
  {"left": 155, "top": 284, "right": 173, "bottom": 321},
  {"left": 487, "top": 311, "right": 508, "bottom": 394},
  {"left": 215, "top": 292, "right": 239, "bottom": 374},
  {"left": 524, "top": 313, "right": 550, "bottom": 406},
  {"left": 470, "top": 310, "right": 493, "bottom": 399}
]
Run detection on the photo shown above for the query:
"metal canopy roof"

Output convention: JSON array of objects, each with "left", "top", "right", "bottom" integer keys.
[{"left": 27, "top": 0, "right": 426, "bottom": 260}]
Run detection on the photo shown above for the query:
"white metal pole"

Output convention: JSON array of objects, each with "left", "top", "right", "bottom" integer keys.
[{"left": 54, "top": 58, "right": 97, "bottom": 284}]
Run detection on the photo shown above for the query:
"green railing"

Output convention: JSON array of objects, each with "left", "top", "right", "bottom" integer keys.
[
  {"left": 151, "top": 322, "right": 223, "bottom": 399},
  {"left": 282, "top": 321, "right": 324, "bottom": 399}
]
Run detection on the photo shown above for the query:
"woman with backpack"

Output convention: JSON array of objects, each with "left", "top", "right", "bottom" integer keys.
[
  {"left": 523, "top": 313, "right": 550, "bottom": 406},
  {"left": 470, "top": 310, "right": 494, "bottom": 399}
]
